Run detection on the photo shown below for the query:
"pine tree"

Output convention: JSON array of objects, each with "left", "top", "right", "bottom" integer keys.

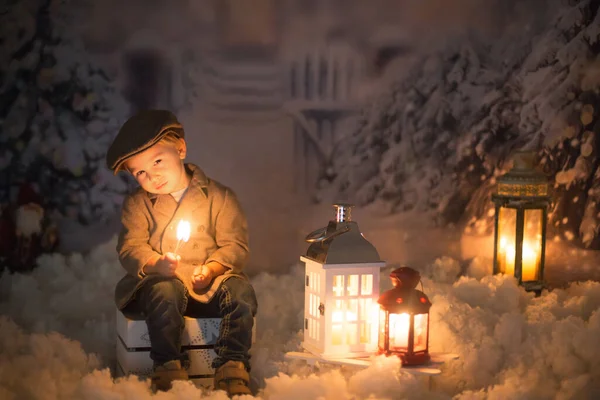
[
  {"left": 0, "top": 0, "right": 131, "bottom": 225},
  {"left": 321, "top": 0, "right": 600, "bottom": 248}
]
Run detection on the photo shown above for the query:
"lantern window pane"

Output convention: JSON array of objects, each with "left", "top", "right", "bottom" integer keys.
[
  {"left": 347, "top": 299, "right": 358, "bottom": 322},
  {"left": 358, "top": 298, "right": 369, "bottom": 322},
  {"left": 413, "top": 313, "right": 429, "bottom": 352},
  {"left": 360, "top": 322, "right": 369, "bottom": 344},
  {"left": 346, "top": 323, "right": 358, "bottom": 345},
  {"left": 332, "top": 299, "right": 343, "bottom": 322},
  {"left": 315, "top": 294, "right": 319, "bottom": 316},
  {"left": 309, "top": 293, "right": 314, "bottom": 316},
  {"left": 316, "top": 272, "right": 320, "bottom": 292},
  {"left": 316, "top": 321, "right": 320, "bottom": 341},
  {"left": 389, "top": 313, "right": 410, "bottom": 351},
  {"left": 522, "top": 209, "right": 543, "bottom": 281},
  {"left": 318, "top": 296, "right": 322, "bottom": 317},
  {"left": 332, "top": 324, "right": 343, "bottom": 345},
  {"left": 361, "top": 274, "right": 373, "bottom": 295},
  {"left": 360, "top": 299, "right": 376, "bottom": 344},
  {"left": 333, "top": 275, "right": 344, "bottom": 296},
  {"left": 497, "top": 207, "right": 517, "bottom": 276},
  {"left": 317, "top": 296, "right": 322, "bottom": 316},
  {"left": 347, "top": 275, "right": 359, "bottom": 296},
  {"left": 378, "top": 310, "right": 387, "bottom": 351}
]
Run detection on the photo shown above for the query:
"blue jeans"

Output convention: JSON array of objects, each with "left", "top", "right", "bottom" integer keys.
[{"left": 123, "top": 276, "right": 258, "bottom": 370}]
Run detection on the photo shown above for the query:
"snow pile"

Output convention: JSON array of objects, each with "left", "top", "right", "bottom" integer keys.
[
  {"left": 0, "top": 239, "right": 122, "bottom": 363},
  {"left": 0, "top": 318, "right": 102, "bottom": 400},
  {"left": 429, "top": 272, "right": 600, "bottom": 399},
  {"left": 1, "top": 239, "right": 600, "bottom": 398}
]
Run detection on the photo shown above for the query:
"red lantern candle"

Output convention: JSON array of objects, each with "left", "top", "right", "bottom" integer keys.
[{"left": 378, "top": 267, "right": 431, "bottom": 366}]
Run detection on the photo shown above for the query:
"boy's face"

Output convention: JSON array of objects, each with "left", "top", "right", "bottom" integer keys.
[{"left": 125, "top": 139, "right": 190, "bottom": 194}]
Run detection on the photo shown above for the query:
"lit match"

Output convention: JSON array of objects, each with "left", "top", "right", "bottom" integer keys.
[{"left": 174, "top": 220, "right": 191, "bottom": 255}]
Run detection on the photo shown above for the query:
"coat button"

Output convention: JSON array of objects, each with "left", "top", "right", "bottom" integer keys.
[
  {"left": 198, "top": 225, "right": 205, "bottom": 232},
  {"left": 193, "top": 242, "right": 199, "bottom": 249}
]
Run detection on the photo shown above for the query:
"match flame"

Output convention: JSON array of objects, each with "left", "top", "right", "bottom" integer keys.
[{"left": 177, "top": 220, "right": 191, "bottom": 242}]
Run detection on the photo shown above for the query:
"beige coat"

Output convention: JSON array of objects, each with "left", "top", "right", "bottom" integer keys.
[{"left": 114, "top": 163, "right": 249, "bottom": 309}]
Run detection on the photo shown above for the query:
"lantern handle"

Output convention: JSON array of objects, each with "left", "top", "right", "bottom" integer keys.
[
  {"left": 305, "top": 225, "right": 351, "bottom": 243},
  {"left": 305, "top": 227, "right": 327, "bottom": 243}
]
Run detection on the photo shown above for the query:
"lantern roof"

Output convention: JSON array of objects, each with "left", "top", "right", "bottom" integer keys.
[
  {"left": 304, "top": 204, "right": 383, "bottom": 264},
  {"left": 390, "top": 266, "right": 421, "bottom": 289},
  {"left": 378, "top": 287, "right": 431, "bottom": 314},
  {"left": 378, "top": 267, "right": 431, "bottom": 313},
  {"left": 495, "top": 151, "right": 549, "bottom": 199}
]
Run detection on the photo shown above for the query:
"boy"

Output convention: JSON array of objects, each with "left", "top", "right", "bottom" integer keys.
[{"left": 107, "top": 109, "right": 257, "bottom": 396}]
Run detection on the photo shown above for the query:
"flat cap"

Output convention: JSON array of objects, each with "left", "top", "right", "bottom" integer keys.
[{"left": 106, "top": 109, "right": 185, "bottom": 174}]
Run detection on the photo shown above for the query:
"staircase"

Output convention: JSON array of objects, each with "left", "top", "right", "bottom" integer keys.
[{"left": 196, "top": 49, "right": 284, "bottom": 124}]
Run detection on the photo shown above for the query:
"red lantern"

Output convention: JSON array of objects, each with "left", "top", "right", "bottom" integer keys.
[{"left": 378, "top": 267, "right": 431, "bottom": 366}]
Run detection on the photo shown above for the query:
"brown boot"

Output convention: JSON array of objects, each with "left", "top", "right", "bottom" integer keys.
[
  {"left": 151, "top": 360, "right": 189, "bottom": 391},
  {"left": 214, "top": 360, "right": 252, "bottom": 397}
]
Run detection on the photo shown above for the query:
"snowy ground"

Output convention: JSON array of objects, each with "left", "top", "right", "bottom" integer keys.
[
  {"left": 4, "top": 101, "right": 600, "bottom": 399},
  {"left": 3, "top": 209, "right": 600, "bottom": 399}
]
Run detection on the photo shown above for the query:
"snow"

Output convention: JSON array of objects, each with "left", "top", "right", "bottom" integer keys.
[
  {"left": 3, "top": 236, "right": 600, "bottom": 399},
  {"left": 2, "top": 0, "right": 600, "bottom": 398}
]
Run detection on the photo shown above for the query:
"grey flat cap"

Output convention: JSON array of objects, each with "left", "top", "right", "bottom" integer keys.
[{"left": 106, "top": 109, "right": 185, "bottom": 174}]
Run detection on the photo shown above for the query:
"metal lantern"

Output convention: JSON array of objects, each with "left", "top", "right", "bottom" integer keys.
[
  {"left": 300, "top": 204, "right": 386, "bottom": 359},
  {"left": 492, "top": 151, "right": 550, "bottom": 292},
  {"left": 378, "top": 267, "right": 431, "bottom": 366}
]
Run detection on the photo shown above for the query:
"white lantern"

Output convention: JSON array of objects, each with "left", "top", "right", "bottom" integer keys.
[{"left": 301, "top": 204, "right": 385, "bottom": 359}]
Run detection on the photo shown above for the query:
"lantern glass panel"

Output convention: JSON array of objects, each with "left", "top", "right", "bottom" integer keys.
[
  {"left": 378, "top": 309, "right": 387, "bottom": 350},
  {"left": 522, "top": 209, "right": 543, "bottom": 281},
  {"left": 347, "top": 275, "right": 359, "bottom": 295},
  {"left": 333, "top": 275, "right": 344, "bottom": 296},
  {"left": 413, "top": 313, "right": 429, "bottom": 352},
  {"left": 359, "top": 298, "right": 374, "bottom": 344},
  {"left": 332, "top": 299, "right": 343, "bottom": 345},
  {"left": 347, "top": 299, "right": 359, "bottom": 345},
  {"left": 347, "top": 323, "right": 358, "bottom": 345},
  {"left": 332, "top": 326, "right": 342, "bottom": 345},
  {"left": 497, "top": 207, "right": 517, "bottom": 275},
  {"left": 348, "top": 299, "right": 358, "bottom": 322},
  {"left": 361, "top": 274, "right": 373, "bottom": 295},
  {"left": 306, "top": 270, "right": 322, "bottom": 342},
  {"left": 389, "top": 312, "right": 410, "bottom": 351},
  {"left": 316, "top": 321, "right": 320, "bottom": 341}
]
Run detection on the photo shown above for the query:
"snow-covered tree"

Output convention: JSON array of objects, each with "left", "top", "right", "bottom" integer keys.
[
  {"left": 0, "top": 0, "right": 131, "bottom": 225},
  {"left": 320, "top": 0, "right": 600, "bottom": 248}
]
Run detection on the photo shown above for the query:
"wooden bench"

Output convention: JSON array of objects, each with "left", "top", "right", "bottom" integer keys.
[{"left": 116, "top": 309, "right": 221, "bottom": 387}]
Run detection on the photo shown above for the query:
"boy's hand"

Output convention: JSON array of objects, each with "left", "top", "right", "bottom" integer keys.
[
  {"left": 191, "top": 265, "right": 214, "bottom": 290},
  {"left": 145, "top": 252, "right": 180, "bottom": 277}
]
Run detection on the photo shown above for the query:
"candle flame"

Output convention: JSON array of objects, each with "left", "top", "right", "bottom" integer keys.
[
  {"left": 390, "top": 313, "right": 410, "bottom": 349},
  {"left": 177, "top": 220, "right": 191, "bottom": 242},
  {"left": 499, "top": 235, "right": 539, "bottom": 281}
]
